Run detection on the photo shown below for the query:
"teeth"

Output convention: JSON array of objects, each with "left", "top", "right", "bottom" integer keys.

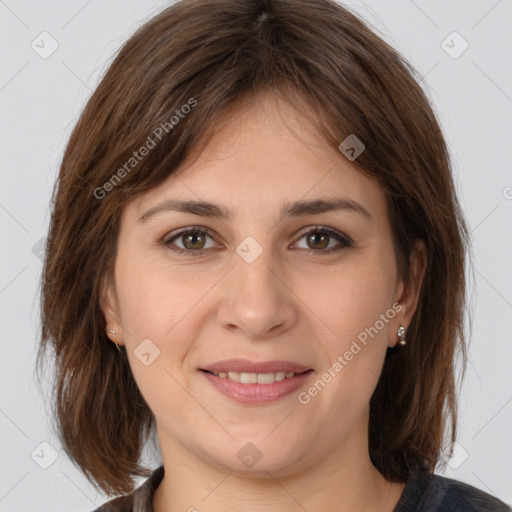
[{"left": 212, "top": 371, "right": 296, "bottom": 384}]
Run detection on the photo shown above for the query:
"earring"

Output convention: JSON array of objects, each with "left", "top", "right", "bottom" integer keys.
[
  {"left": 109, "top": 329, "right": 116, "bottom": 334},
  {"left": 397, "top": 325, "right": 407, "bottom": 346},
  {"left": 114, "top": 343, "right": 123, "bottom": 353}
]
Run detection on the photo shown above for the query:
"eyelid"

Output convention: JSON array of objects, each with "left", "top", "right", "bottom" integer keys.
[
  {"left": 291, "top": 225, "right": 353, "bottom": 255},
  {"left": 162, "top": 225, "right": 221, "bottom": 249},
  {"left": 162, "top": 224, "right": 353, "bottom": 256},
  {"left": 294, "top": 225, "right": 353, "bottom": 245}
]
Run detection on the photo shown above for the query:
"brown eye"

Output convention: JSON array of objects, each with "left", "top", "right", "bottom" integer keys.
[
  {"left": 163, "top": 225, "right": 352, "bottom": 257},
  {"left": 163, "top": 228, "right": 217, "bottom": 256},
  {"left": 294, "top": 226, "right": 352, "bottom": 255},
  {"left": 306, "top": 232, "right": 330, "bottom": 250},
  {"left": 181, "top": 232, "right": 206, "bottom": 250}
]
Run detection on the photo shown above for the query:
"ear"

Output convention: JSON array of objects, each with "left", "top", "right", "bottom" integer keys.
[
  {"left": 100, "top": 273, "right": 125, "bottom": 346},
  {"left": 389, "top": 239, "right": 427, "bottom": 347}
]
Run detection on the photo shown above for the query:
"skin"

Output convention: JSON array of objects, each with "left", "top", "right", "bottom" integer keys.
[{"left": 102, "top": 91, "right": 427, "bottom": 512}]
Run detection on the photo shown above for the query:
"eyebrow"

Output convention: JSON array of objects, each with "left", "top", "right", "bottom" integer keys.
[{"left": 138, "top": 196, "right": 373, "bottom": 223}]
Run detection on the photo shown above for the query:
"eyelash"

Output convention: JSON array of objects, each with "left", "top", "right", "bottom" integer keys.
[{"left": 162, "top": 225, "right": 353, "bottom": 257}]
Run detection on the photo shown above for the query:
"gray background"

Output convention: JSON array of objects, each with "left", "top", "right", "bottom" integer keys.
[{"left": 1, "top": 0, "right": 511, "bottom": 510}]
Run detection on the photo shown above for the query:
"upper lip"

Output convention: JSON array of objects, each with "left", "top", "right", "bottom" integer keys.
[{"left": 200, "top": 359, "right": 312, "bottom": 374}]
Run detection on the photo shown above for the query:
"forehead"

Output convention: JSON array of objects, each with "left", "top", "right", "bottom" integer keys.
[{"left": 128, "top": 91, "right": 388, "bottom": 224}]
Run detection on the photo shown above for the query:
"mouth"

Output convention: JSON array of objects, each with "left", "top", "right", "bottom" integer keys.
[
  {"left": 200, "top": 368, "right": 312, "bottom": 384},
  {"left": 198, "top": 360, "right": 314, "bottom": 404}
]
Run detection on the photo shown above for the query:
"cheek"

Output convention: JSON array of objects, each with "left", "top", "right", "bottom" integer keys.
[
  {"left": 115, "top": 250, "right": 203, "bottom": 334},
  {"left": 304, "top": 260, "right": 395, "bottom": 345},
  {"left": 114, "top": 258, "right": 202, "bottom": 417},
  {"left": 297, "top": 270, "right": 394, "bottom": 431},
  {"left": 301, "top": 259, "right": 395, "bottom": 404}
]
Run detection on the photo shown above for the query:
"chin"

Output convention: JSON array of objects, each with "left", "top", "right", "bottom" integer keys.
[{"left": 200, "top": 438, "right": 308, "bottom": 477}]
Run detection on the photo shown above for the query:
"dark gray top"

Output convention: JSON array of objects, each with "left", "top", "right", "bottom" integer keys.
[{"left": 93, "top": 465, "right": 511, "bottom": 511}]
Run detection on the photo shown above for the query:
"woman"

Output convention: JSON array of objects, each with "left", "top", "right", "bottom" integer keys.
[{"left": 36, "top": 0, "right": 511, "bottom": 510}]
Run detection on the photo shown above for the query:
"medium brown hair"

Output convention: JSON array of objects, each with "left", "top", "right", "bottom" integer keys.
[{"left": 36, "top": 0, "right": 470, "bottom": 496}]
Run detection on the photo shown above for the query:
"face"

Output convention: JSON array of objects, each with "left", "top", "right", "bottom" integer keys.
[{"left": 103, "top": 91, "right": 424, "bottom": 477}]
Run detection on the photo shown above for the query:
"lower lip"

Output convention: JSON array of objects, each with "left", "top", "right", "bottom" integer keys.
[{"left": 200, "top": 370, "right": 314, "bottom": 404}]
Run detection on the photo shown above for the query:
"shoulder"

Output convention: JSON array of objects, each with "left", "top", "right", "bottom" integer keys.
[
  {"left": 429, "top": 474, "right": 511, "bottom": 511},
  {"left": 91, "top": 494, "right": 134, "bottom": 512},
  {"left": 395, "top": 470, "right": 511, "bottom": 512},
  {"left": 91, "top": 465, "right": 165, "bottom": 512}
]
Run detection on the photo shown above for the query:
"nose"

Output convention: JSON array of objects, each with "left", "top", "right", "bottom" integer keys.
[{"left": 216, "top": 242, "right": 297, "bottom": 340}]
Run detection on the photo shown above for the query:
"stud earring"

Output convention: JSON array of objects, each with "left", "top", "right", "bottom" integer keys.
[
  {"left": 107, "top": 329, "right": 123, "bottom": 353},
  {"left": 397, "top": 325, "right": 406, "bottom": 346}
]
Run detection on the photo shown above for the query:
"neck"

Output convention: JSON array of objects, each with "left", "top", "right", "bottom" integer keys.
[{"left": 152, "top": 421, "right": 406, "bottom": 512}]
